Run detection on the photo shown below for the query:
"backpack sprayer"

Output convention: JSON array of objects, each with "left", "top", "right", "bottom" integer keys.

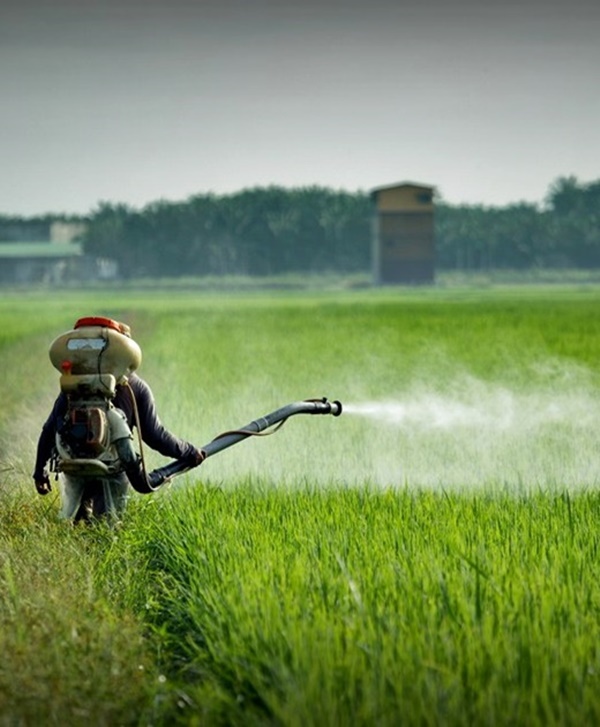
[{"left": 49, "top": 317, "right": 342, "bottom": 494}]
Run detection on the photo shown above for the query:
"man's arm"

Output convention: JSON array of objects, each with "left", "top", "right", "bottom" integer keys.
[
  {"left": 32, "top": 395, "right": 66, "bottom": 494},
  {"left": 126, "top": 376, "right": 202, "bottom": 463}
]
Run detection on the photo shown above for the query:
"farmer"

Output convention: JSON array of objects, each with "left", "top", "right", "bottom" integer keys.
[{"left": 32, "top": 316, "right": 203, "bottom": 522}]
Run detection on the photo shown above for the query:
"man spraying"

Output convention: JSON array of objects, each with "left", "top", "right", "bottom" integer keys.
[{"left": 33, "top": 316, "right": 203, "bottom": 522}]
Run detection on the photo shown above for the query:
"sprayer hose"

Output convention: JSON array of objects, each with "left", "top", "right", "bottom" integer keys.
[{"left": 123, "top": 379, "right": 150, "bottom": 483}]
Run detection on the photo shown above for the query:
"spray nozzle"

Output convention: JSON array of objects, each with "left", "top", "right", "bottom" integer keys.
[{"left": 330, "top": 400, "right": 343, "bottom": 416}]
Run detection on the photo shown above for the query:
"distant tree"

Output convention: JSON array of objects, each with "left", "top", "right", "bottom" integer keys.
[
  {"left": 81, "top": 203, "right": 139, "bottom": 277},
  {"left": 435, "top": 204, "right": 491, "bottom": 270},
  {"left": 545, "top": 177, "right": 600, "bottom": 267}
]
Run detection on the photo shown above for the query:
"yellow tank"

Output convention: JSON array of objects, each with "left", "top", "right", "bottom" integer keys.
[{"left": 49, "top": 318, "right": 142, "bottom": 383}]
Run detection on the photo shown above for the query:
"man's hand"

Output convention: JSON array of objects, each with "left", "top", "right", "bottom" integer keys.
[
  {"left": 34, "top": 471, "right": 52, "bottom": 495},
  {"left": 185, "top": 448, "right": 205, "bottom": 467}
]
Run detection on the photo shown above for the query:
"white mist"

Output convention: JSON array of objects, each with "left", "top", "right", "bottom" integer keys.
[{"left": 341, "top": 375, "right": 600, "bottom": 490}]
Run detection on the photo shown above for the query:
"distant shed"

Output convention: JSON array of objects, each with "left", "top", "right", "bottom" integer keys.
[
  {"left": 371, "top": 182, "right": 435, "bottom": 284},
  {"left": 0, "top": 241, "right": 86, "bottom": 284}
]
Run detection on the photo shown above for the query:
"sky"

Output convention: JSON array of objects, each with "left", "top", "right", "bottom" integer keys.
[{"left": 1, "top": 0, "right": 599, "bottom": 216}]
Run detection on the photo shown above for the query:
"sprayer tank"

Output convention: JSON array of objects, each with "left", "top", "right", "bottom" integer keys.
[{"left": 49, "top": 325, "right": 142, "bottom": 382}]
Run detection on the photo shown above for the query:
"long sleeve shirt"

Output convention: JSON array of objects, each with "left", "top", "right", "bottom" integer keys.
[{"left": 33, "top": 373, "right": 198, "bottom": 478}]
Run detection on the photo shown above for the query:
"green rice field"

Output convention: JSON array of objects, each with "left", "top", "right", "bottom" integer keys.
[{"left": 2, "top": 283, "right": 600, "bottom": 725}]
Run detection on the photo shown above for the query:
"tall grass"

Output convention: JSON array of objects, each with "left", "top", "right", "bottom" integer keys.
[
  {"left": 121, "top": 482, "right": 600, "bottom": 725},
  {"left": 2, "top": 284, "right": 600, "bottom": 724},
  {"left": 0, "top": 487, "right": 166, "bottom": 725}
]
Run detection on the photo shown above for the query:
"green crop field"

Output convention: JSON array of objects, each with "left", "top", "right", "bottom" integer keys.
[{"left": 2, "top": 283, "right": 600, "bottom": 725}]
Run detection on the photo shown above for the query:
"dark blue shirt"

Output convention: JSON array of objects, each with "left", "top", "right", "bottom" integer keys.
[{"left": 34, "top": 373, "right": 197, "bottom": 477}]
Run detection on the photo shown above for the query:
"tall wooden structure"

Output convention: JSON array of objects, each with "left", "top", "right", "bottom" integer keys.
[{"left": 371, "top": 182, "right": 435, "bottom": 285}]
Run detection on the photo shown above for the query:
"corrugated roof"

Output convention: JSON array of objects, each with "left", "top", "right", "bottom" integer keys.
[
  {"left": 0, "top": 242, "right": 82, "bottom": 258},
  {"left": 370, "top": 181, "right": 435, "bottom": 194}
]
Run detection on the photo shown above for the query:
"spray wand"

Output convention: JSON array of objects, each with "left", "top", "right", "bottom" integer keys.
[{"left": 127, "top": 397, "right": 342, "bottom": 493}]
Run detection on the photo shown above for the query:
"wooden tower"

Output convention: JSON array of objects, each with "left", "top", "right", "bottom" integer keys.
[{"left": 371, "top": 182, "right": 435, "bottom": 284}]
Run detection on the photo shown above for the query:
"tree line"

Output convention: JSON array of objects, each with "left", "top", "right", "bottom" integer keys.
[
  {"left": 436, "top": 176, "right": 600, "bottom": 271},
  {"left": 2, "top": 176, "right": 598, "bottom": 277},
  {"left": 81, "top": 187, "right": 373, "bottom": 278}
]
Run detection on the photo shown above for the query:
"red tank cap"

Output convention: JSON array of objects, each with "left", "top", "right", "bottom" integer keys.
[
  {"left": 61, "top": 360, "right": 72, "bottom": 373},
  {"left": 74, "top": 316, "right": 122, "bottom": 333}
]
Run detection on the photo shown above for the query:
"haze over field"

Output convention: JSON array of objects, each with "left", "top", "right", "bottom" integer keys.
[
  {"left": 2, "top": 0, "right": 599, "bottom": 215},
  {"left": 341, "top": 372, "right": 600, "bottom": 489}
]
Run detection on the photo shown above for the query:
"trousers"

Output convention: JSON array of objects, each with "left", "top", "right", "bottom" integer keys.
[{"left": 61, "top": 473, "right": 130, "bottom": 522}]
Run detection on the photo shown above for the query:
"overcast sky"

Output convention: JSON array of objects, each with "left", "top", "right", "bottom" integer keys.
[{"left": 1, "top": 0, "right": 599, "bottom": 215}]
